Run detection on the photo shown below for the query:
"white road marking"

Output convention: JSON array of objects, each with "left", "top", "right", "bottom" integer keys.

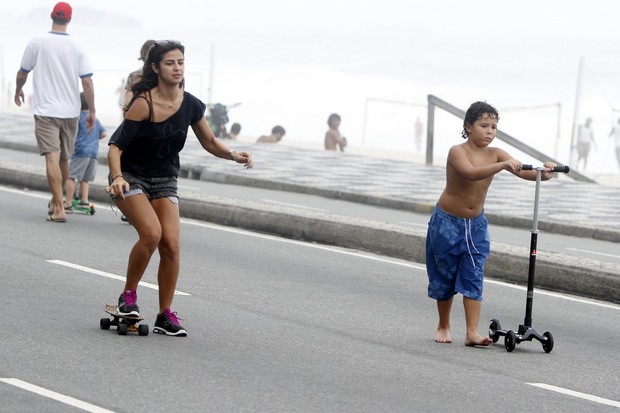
[
  {"left": 2, "top": 186, "right": 614, "bottom": 309},
  {"left": 527, "top": 383, "right": 620, "bottom": 408},
  {"left": 181, "top": 218, "right": 427, "bottom": 270},
  {"left": 181, "top": 218, "right": 620, "bottom": 310},
  {"left": 485, "top": 279, "right": 620, "bottom": 310},
  {"left": 179, "top": 184, "right": 202, "bottom": 191},
  {"left": 398, "top": 220, "right": 427, "bottom": 228},
  {"left": 0, "top": 378, "right": 115, "bottom": 413},
  {"left": 260, "top": 199, "right": 326, "bottom": 212},
  {"left": 0, "top": 186, "right": 116, "bottom": 214},
  {"left": 0, "top": 186, "right": 48, "bottom": 198},
  {"left": 47, "top": 260, "right": 190, "bottom": 296},
  {"left": 566, "top": 247, "right": 620, "bottom": 259}
]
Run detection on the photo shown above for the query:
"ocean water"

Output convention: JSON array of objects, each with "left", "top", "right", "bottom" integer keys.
[{"left": 1, "top": 12, "right": 619, "bottom": 176}]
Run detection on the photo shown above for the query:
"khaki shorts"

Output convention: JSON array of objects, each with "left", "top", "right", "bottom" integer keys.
[{"left": 34, "top": 115, "right": 78, "bottom": 158}]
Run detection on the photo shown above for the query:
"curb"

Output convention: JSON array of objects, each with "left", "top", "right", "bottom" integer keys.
[
  {"left": 182, "top": 164, "right": 620, "bottom": 243},
  {"left": 2, "top": 139, "right": 619, "bottom": 243},
  {"left": 1, "top": 164, "right": 618, "bottom": 304}
]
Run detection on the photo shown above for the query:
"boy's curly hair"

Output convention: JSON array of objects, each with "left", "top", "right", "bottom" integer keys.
[
  {"left": 462, "top": 101, "right": 499, "bottom": 139},
  {"left": 327, "top": 113, "right": 341, "bottom": 126}
]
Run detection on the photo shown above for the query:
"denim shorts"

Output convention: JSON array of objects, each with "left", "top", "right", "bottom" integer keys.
[
  {"left": 108, "top": 172, "right": 179, "bottom": 203},
  {"left": 425, "top": 204, "right": 490, "bottom": 301}
]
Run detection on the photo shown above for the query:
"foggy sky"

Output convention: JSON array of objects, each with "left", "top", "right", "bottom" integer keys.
[{"left": 5, "top": 0, "right": 620, "bottom": 37}]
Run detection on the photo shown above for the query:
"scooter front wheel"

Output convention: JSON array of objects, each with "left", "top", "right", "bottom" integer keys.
[
  {"left": 542, "top": 331, "right": 554, "bottom": 353},
  {"left": 505, "top": 330, "right": 517, "bottom": 352}
]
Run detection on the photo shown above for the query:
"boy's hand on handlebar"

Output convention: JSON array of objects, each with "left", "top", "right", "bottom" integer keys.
[
  {"left": 541, "top": 162, "right": 559, "bottom": 180},
  {"left": 502, "top": 158, "right": 522, "bottom": 173}
]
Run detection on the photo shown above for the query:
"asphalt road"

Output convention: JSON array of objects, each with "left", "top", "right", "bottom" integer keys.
[
  {"left": 0, "top": 185, "right": 619, "bottom": 412},
  {"left": 0, "top": 147, "right": 618, "bottom": 265}
]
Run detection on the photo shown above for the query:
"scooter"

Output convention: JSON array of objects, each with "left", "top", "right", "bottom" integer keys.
[{"left": 489, "top": 164, "right": 570, "bottom": 353}]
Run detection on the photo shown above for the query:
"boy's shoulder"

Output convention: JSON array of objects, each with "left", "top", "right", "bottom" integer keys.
[{"left": 449, "top": 142, "right": 470, "bottom": 153}]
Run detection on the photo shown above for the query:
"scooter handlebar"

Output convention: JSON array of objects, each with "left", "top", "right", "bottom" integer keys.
[{"left": 521, "top": 164, "right": 570, "bottom": 173}]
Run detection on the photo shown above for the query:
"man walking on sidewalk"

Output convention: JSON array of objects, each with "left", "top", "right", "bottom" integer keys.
[{"left": 14, "top": 2, "right": 96, "bottom": 222}]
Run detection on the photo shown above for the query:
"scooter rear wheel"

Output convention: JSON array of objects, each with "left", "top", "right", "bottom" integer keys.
[{"left": 489, "top": 319, "right": 501, "bottom": 343}]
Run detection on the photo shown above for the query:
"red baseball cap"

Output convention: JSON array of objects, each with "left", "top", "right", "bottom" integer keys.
[{"left": 52, "top": 2, "right": 72, "bottom": 20}]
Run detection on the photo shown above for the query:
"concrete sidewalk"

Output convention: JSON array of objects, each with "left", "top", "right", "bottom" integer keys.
[{"left": 0, "top": 112, "right": 618, "bottom": 304}]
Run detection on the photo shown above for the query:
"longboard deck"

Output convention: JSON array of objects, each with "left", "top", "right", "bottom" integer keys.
[{"left": 104, "top": 304, "right": 144, "bottom": 321}]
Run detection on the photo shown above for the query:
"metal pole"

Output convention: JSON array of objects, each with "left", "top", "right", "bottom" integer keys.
[
  {"left": 524, "top": 168, "right": 542, "bottom": 327},
  {"left": 569, "top": 56, "right": 584, "bottom": 168},
  {"left": 425, "top": 99, "right": 435, "bottom": 165},
  {"left": 554, "top": 103, "right": 562, "bottom": 160},
  {"left": 0, "top": 45, "right": 5, "bottom": 108}
]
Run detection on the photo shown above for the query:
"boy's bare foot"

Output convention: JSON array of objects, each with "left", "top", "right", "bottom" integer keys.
[
  {"left": 435, "top": 327, "right": 452, "bottom": 343},
  {"left": 464, "top": 333, "right": 493, "bottom": 347}
]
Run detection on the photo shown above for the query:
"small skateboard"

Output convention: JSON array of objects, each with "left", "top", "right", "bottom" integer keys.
[
  {"left": 70, "top": 199, "right": 95, "bottom": 215},
  {"left": 100, "top": 305, "right": 149, "bottom": 336},
  {"left": 47, "top": 199, "right": 95, "bottom": 216}
]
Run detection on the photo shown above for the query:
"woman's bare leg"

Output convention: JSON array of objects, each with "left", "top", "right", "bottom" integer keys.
[
  {"left": 152, "top": 198, "right": 180, "bottom": 313},
  {"left": 116, "top": 194, "right": 162, "bottom": 291}
]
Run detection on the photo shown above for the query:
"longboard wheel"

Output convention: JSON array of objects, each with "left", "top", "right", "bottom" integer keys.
[
  {"left": 139, "top": 324, "right": 149, "bottom": 336},
  {"left": 118, "top": 323, "right": 128, "bottom": 335},
  {"left": 100, "top": 318, "right": 111, "bottom": 330}
]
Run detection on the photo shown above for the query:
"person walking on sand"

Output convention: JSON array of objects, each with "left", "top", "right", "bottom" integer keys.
[
  {"left": 608, "top": 118, "right": 620, "bottom": 170},
  {"left": 14, "top": 1, "right": 96, "bottom": 223},
  {"left": 257, "top": 125, "right": 286, "bottom": 143},
  {"left": 107, "top": 40, "right": 253, "bottom": 336},
  {"left": 227, "top": 123, "right": 241, "bottom": 140},
  {"left": 576, "top": 117, "right": 596, "bottom": 171},
  {"left": 324, "top": 113, "right": 348, "bottom": 151},
  {"left": 415, "top": 116, "right": 424, "bottom": 152},
  {"left": 426, "top": 101, "right": 558, "bottom": 347}
]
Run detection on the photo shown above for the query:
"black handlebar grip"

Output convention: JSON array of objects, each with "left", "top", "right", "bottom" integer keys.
[{"left": 521, "top": 164, "right": 570, "bottom": 173}]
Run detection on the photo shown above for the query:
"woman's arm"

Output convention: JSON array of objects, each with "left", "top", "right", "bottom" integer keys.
[
  {"left": 192, "top": 117, "right": 253, "bottom": 168},
  {"left": 106, "top": 144, "right": 129, "bottom": 198},
  {"left": 106, "top": 94, "right": 151, "bottom": 198}
]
